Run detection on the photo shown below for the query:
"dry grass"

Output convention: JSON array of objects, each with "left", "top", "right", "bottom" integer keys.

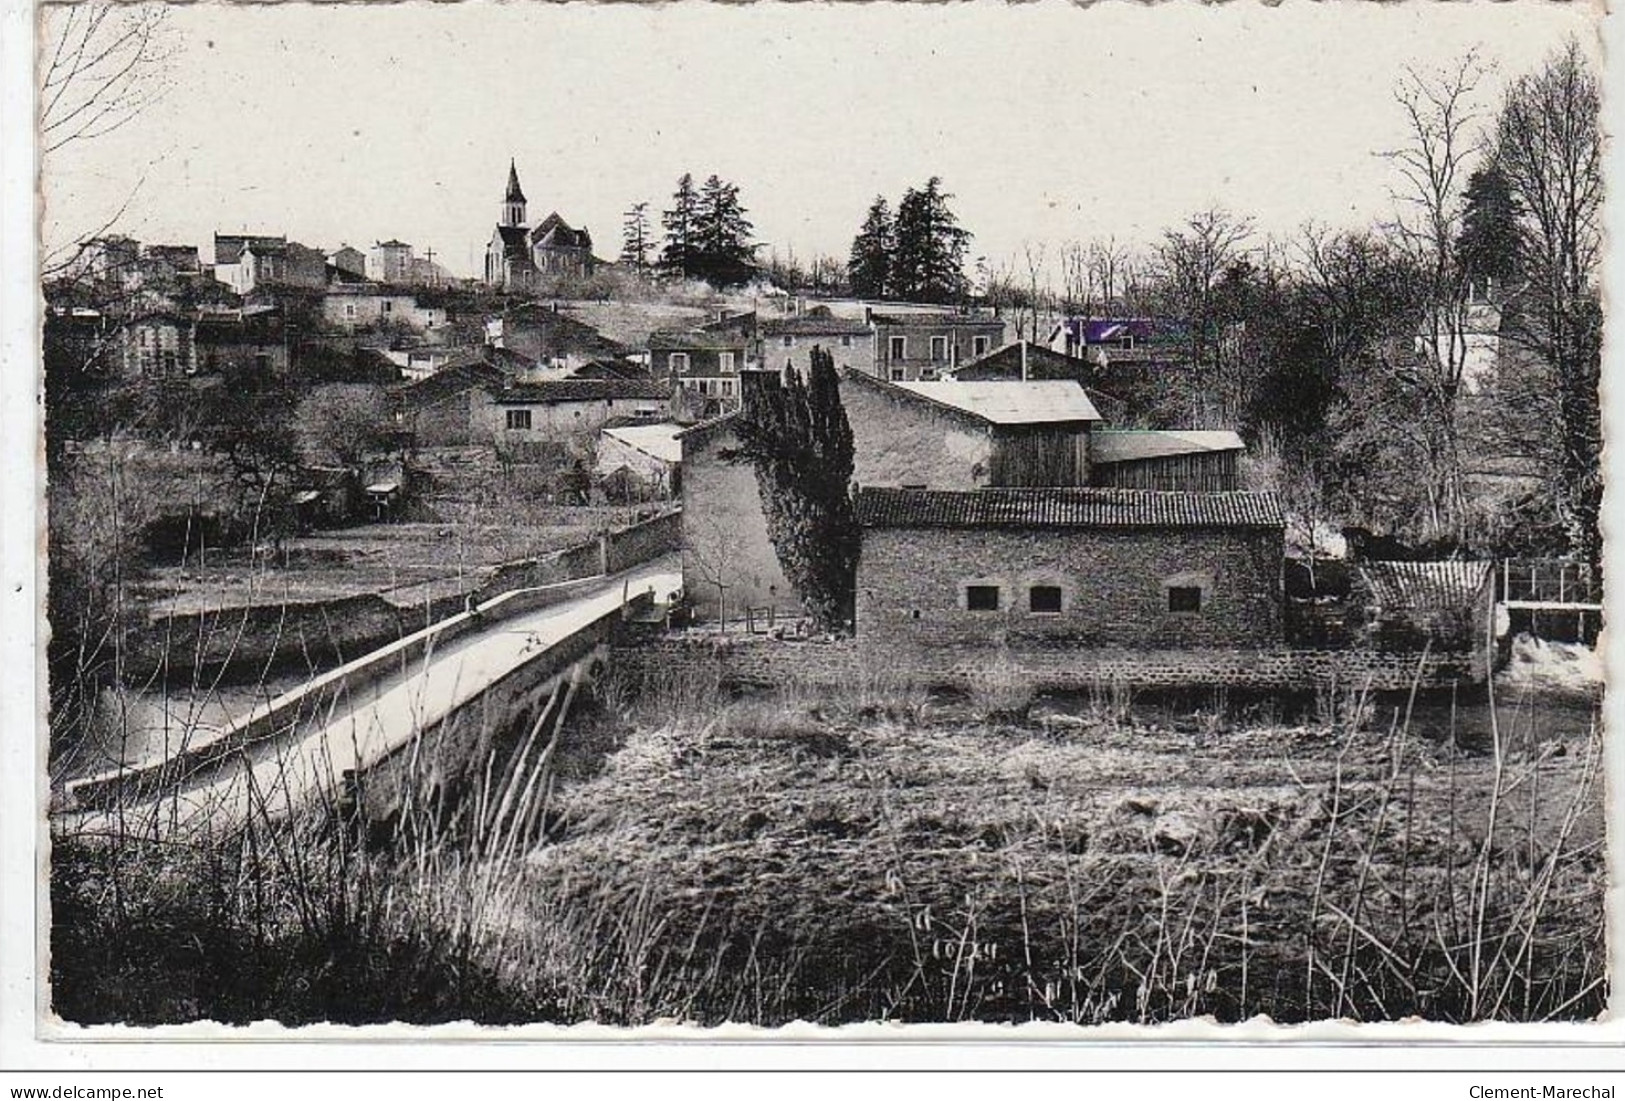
[{"left": 50, "top": 670, "right": 1606, "bottom": 1027}]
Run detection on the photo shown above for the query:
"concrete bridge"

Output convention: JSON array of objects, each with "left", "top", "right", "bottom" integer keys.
[{"left": 55, "top": 556, "right": 681, "bottom": 841}]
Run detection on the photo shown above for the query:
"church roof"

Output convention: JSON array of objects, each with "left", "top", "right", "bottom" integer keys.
[
  {"left": 493, "top": 224, "right": 530, "bottom": 261},
  {"left": 532, "top": 212, "right": 592, "bottom": 251},
  {"left": 505, "top": 160, "right": 526, "bottom": 204}
]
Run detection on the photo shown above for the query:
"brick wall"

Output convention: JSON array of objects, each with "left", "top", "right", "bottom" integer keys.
[
  {"left": 857, "top": 525, "right": 1284, "bottom": 652},
  {"left": 612, "top": 634, "right": 1488, "bottom": 694}
]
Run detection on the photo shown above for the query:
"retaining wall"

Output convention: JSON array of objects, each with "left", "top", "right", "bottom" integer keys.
[
  {"left": 131, "top": 509, "right": 682, "bottom": 683},
  {"left": 612, "top": 634, "right": 1488, "bottom": 694}
]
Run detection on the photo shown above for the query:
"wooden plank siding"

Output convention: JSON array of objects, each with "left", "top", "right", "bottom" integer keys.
[
  {"left": 1091, "top": 450, "right": 1239, "bottom": 492},
  {"left": 989, "top": 426, "right": 1091, "bottom": 487}
]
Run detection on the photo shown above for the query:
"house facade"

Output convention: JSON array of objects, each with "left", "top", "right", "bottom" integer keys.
[
  {"left": 329, "top": 245, "right": 368, "bottom": 280},
  {"left": 478, "top": 378, "right": 671, "bottom": 443},
  {"left": 648, "top": 328, "right": 750, "bottom": 410},
  {"left": 389, "top": 360, "right": 507, "bottom": 447},
  {"left": 322, "top": 286, "right": 444, "bottom": 332},
  {"left": 119, "top": 314, "right": 196, "bottom": 377},
  {"left": 489, "top": 305, "right": 630, "bottom": 372},
  {"left": 194, "top": 306, "right": 290, "bottom": 374},
  {"left": 854, "top": 486, "right": 1286, "bottom": 653},
  {"left": 216, "top": 236, "right": 326, "bottom": 295},
  {"left": 758, "top": 313, "right": 875, "bottom": 378},
  {"left": 367, "top": 239, "right": 415, "bottom": 284},
  {"left": 867, "top": 309, "right": 1006, "bottom": 382}
]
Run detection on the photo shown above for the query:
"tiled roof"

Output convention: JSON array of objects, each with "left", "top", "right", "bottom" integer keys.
[
  {"left": 870, "top": 310, "right": 1005, "bottom": 330},
  {"left": 951, "top": 341, "right": 1091, "bottom": 381},
  {"left": 856, "top": 487, "right": 1285, "bottom": 530},
  {"left": 761, "top": 315, "right": 871, "bottom": 337},
  {"left": 648, "top": 328, "right": 749, "bottom": 351},
  {"left": 1091, "top": 430, "right": 1246, "bottom": 464},
  {"left": 213, "top": 233, "right": 285, "bottom": 265},
  {"left": 893, "top": 379, "right": 1101, "bottom": 424},
  {"left": 1357, "top": 560, "right": 1494, "bottom": 616},
  {"left": 487, "top": 378, "right": 671, "bottom": 404}
]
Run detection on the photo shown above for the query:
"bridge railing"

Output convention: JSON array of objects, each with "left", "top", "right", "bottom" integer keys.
[{"left": 1501, "top": 558, "right": 1601, "bottom": 607}]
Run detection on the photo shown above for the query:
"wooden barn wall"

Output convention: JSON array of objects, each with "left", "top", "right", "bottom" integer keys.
[
  {"left": 989, "top": 426, "right": 1090, "bottom": 487},
  {"left": 1091, "top": 450, "right": 1238, "bottom": 492}
]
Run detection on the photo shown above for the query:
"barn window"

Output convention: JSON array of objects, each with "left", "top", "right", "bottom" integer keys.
[
  {"left": 973, "top": 335, "right": 990, "bottom": 357},
  {"left": 965, "top": 584, "right": 1001, "bottom": 612},
  {"left": 1029, "top": 585, "right": 1063, "bottom": 615},
  {"left": 1168, "top": 586, "right": 1202, "bottom": 613},
  {"left": 505, "top": 408, "right": 533, "bottom": 431},
  {"left": 840, "top": 335, "right": 853, "bottom": 348}
]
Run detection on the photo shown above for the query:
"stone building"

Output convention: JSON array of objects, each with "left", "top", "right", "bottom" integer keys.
[
  {"left": 758, "top": 312, "right": 875, "bottom": 378},
  {"left": 854, "top": 486, "right": 1285, "bottom": 653},
  {"left": 840, "top": 372, "right": 1101, "bottom": 489},
  {"left": 478, "top": 378, "right": 671, "bottom": 443},
  {"left": 367, "top": 239, "right": 415, "bottom": 285},
  {"left": 867, "top": 309, "right": 1006, "bottom": 381}
]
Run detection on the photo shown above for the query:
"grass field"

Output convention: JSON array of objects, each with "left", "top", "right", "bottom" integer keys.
[{"left": 50, "top": 663, "right": 1605, "bottom": 1027}]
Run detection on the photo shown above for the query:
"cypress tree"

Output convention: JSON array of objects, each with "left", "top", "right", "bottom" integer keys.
[{"left": 725, "top": 347, "right": 859, "bottom": 632}]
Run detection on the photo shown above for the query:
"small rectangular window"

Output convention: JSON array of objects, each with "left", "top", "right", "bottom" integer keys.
[
  {"left": 1168, "top": 586, "right": 1202, "bottom": 613},
  {"left": 719, "top": 351, "right": 736, "bottom": 373},
  {"left": 506, "top": 408, "right": 533, "bottom": 431},
  {"left": 1029, "top": 585, "right": 1063, "bottom": 614},
  {"left": 931, "top": 335, "right": 948, "bottom": 361},
  {"left": 670, "top": 352, "right": 690, "bottom": 373},
  {"left": 966, "top": 584, "right": 1001, "bottom": 612},
  {"left": 890, "top": 367, "right": 905, "bottom": 381},
  {"left": 782, "top": 335, "right": 795, "bottom": 347},
  {"left": 972, "top": 335, "right": 989, "bottom": 357},
  {"left": 888, "top": 335, "right": 906, "bottom": 361}
]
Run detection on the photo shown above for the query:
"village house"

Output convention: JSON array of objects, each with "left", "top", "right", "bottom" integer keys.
[
  {"left": 758, "top": 312, "right": 875, "bottom": 377},
  {"left": 867, "top": 308, "right": 1007, "bottom": 382},
  {"left": 119, "top": 313, "right": 196, "bottom": 378},
  {"left": 329, "top": 245, "right": 368, "bottom": 280},
  {"left": 853, "top": 485, "right": 1286, "bottom": 652},
  {"left": 648, "top": 328, "right": 750, "bottom": 409},
  {"left": 483, "top": 161, "right": 596, "bottom": 290},
  {"left": 214, "top": 234, "right": 326, "bottom": 295},
  {"left": 596, "top": 422, "right": 683, "bottom": 501},
  {"left": 1048, "top": 316, "right": 1192, "bottom": 368},
  {"left": 138, "top": 244, "right": 204, "bottom": 286},
  {"left": 487, "top": 303, "right": 631, "bottom": 373},
  {"left": 367, "top": 239, "right": 415, "bottom": 284},
  {"left": 389, "top": 359, "right": 508, "bottom": 448},
  {"left": 193, "top": 305, "right": 291, "bottom": 374},
  {"left": 479, "top": 378, "right": 672, "bottom": 444},
  {"left": 70, "top": 235, "right": 141, "bottom": 286},
  {"left": 322, "top": 284, "right": 445, "bottom": 333}
]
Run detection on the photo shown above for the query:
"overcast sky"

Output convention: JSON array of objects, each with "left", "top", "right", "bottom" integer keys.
[{"left": 39, "top": 1, "right": 1600, "bottom": 278}]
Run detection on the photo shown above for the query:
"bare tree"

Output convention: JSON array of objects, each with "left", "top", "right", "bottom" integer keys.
[
  {"left": 40, "top": 3, "right": 172, "bottom": 155},
  {"left": 1374, "top": 50, "right": 1488, "bottom": 543},
  {"left": 1152, "top": 208, "right": 1254, "bottom": 369}
]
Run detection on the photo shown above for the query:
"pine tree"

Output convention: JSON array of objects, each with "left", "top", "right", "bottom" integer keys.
[
  {"left": 725, "top": 346, "right": 859, "bottom": 632},
  {"left": 691, "top": 174, "right": 757, "bottom": 288},
  {"left": 847, "top": 195, "right": 894, "bottom": 299},
  {"left": 621, "top": 201, "right": 652, "bottom": 270},
  {"left": 1454, "top": 164, "right": 1522, "bottom": 297},
  {"left": 891, "top": 177, "right": 971, "bottom": 304},
  {"left": 659, "top": 173, "right": 699, "bottom": 278}
]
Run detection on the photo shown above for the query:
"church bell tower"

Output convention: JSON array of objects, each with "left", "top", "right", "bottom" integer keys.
[{"left": 502, "top": 159, "right": 527, "bottom": 229}]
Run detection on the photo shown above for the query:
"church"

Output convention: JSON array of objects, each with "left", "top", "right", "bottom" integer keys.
[{"left": 483, "top": 160, "right": 597, "bottom": 290}]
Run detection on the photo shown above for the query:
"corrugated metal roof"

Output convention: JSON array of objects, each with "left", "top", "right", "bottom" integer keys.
[
  {"left": 1092, "top": 430, "right": 1246, "bottom": 463},
  {"left": 893, "top": 379, "right": 1102, "bottom": 425},
  {"left": 1358, "top": 560, "right": 1494, "bottom": 615},
  {"left": 601, "top": 422, "right": 683, "bottom": 464},
  {"left": 857, "top": 487, "right": 1284, "bottom": 529}
]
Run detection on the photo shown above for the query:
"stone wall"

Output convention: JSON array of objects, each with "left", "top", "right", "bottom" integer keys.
[
  {"left": 857, "top": 524, "right": 1285, "bottom": 652},
  {"left": 612, "top": 634, "right": 1488, "bottom": 694},
  {"left": 681, "top": 421, "right": 793, "bottom": 623},
  {"left": 840, "top": 375, "right": 992, "bottom": 489}
]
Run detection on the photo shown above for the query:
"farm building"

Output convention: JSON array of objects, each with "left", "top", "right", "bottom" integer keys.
[
  {"left": 854, "top": 486, "right": 1286, "bottom": 653},
  {"left": 839, "top": 372, "right": 1101, "bottom": 490},
  {"left": 1089, "top": 430, "right": 1245, "bottom": 492},
  {"left": 478, "top": 378, "right": 672, "bottom": 443},
  {"left": 1352, "top": 560, "right": 1496, "bottom": 654}
]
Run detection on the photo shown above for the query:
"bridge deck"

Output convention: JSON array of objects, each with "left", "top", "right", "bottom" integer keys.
[{"left": 64, "top": 557, "right": 680, "bottom": 840}]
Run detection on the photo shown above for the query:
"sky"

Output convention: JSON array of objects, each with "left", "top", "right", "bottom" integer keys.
[{"left": 38, "top": 1, "right": 1602, "bottom": 280}]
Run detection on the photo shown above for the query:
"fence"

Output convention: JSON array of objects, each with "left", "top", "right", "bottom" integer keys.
[{"left": 1501, "top": 558, "right": 1601, "bottom": 607}]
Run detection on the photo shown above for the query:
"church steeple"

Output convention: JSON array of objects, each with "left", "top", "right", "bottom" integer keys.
[{"left": 501, "top": 159, "right": 527, "bottom": 228}]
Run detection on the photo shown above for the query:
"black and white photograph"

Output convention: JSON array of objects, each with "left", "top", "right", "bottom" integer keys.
[{"left": 16, "top": 0, "right": 1614, "bottom": 1039}]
